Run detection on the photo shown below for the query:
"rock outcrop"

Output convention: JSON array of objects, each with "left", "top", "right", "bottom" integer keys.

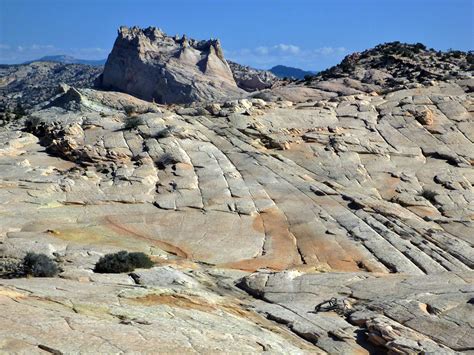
[
  {"left": 228, "top": 60, "right": 278, "bottom": 91},
  {"left": 0, "top": 41, "right": 473, "bottom": 353},
  {"left": 100, "top": 26, "right": 245, "bottom": 104},
  {"left": 283, "top": 42, "right": 473, "bottom": 100}
]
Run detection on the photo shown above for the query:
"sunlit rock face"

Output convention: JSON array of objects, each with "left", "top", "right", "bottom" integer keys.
[
  {"left": 100, "top": 26, "right": 245, "bottom": 104},
  {"left": 0, "top": 40, "right": 473, "bottom": 354}
]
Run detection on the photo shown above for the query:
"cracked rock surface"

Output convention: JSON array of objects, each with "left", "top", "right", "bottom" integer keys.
[{"left": 0, "top": 43, "right": 473, "bottom": 353}]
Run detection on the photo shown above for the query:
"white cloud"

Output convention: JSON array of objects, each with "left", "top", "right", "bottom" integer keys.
[
  {"left": 274, "top": 43, "right": 301, "bottom": 54},
  {"left": 254, "top": 44, "right": 301, "bottom": 56},
  {"left": 226, "top": 44, "right": 350, "bottom": 70},
  {"left": 255, "top": 46, "right": 269, "bottom": 55}
]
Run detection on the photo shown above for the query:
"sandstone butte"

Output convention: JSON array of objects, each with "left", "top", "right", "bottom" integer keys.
[{"left": 0, "top": 27, "right": 473, "bottom": 354}]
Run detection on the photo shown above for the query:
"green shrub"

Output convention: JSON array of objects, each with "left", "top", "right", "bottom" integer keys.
[
  {"left": 94, "top": 251, "right": 154, "bottom": 273},
  {"left": 23, "top": 252, "right": 59, "bottom": 277}
]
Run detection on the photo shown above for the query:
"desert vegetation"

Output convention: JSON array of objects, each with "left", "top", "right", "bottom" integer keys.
[{"left": 94, "top": 251, "right": 154, "bottom": 273}]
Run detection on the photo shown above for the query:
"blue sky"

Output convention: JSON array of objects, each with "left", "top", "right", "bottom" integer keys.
[{"left": 1, "top": 0, "right": 472, "bottom": 70}]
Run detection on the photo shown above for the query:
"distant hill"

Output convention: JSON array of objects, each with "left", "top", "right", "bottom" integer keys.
[
  {"left": 0, "top": 61, "right": 102, "bottom": 113},
  {"left": 269, "top": 65, "right": 316, "bottom": 79},
  {"left": 24, "top": 55, "right": 106, "bottom": 66}
]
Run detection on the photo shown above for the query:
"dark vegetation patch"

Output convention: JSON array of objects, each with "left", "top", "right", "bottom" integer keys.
[
  {"left": 94, "top": 251, "right": 154, "bottom": 273},
  {"left": 0, "top": 252, "right": 59, "bottom": 278}
]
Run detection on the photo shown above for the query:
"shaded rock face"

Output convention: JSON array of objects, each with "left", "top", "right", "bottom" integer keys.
[
  {"left": 228, "top": 60, "right": 278, "bottom": 91},
  {"left": 100, "top": 26, "right": 244, "bottom": 104}
]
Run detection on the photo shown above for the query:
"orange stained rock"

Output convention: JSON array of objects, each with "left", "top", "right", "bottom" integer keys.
[
  {"left": 407, "top": 205, "right": 440, "bottom": 218},
  {"left": 53, "top": 216, "right": 191, "bottom": 259},
  {"left": 123, "top": 291, "right": 321, "bottom": 351},
  {"left": 221, "top": 207, "right": 302, "bottom": 271},
  {"left": 292, "top": 224, "right": 385, "bottom": 273},
  {"left": 0, "top": 287, "right": 28, "bottom": 301},
  {"left": 125, "top": 293, "right": 216, "bottom": 313},
  {"left": 222, "top": 203, "right": 388, "bottom": 273},
  {"left": 104, "top": 215, "right": 189, "bottom": 258},
  {"left": 125, "top": 292, "right": 261, "bottom": 320},
  {"left": 376, "top": 173, "right": 401, "bottom": 200}
]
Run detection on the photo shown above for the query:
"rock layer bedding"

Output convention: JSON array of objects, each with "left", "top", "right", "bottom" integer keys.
[{"left": 0, "top": 39, "right": 473, "bottom": 353}]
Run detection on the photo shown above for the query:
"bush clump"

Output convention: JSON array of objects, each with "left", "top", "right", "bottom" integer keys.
[
  {"left": 94, "top": 251, "right": 154, "bottom": 273},
  {"left": 124, "top": 105, "right": 137, "bottom": 117},
  {"left": 23, "top": 252, "right": 59, "bottom": 277},
  {"left": 128, "top": 252, "right": 155, "bottom": 269}
]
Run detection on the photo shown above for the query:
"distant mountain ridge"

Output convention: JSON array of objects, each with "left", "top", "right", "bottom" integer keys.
[
  {"left": 24, "top": 55, "right": 106, "bottom": 66},
  {"left": 270, "top": 65, "right": 316, "bottom": 79}
]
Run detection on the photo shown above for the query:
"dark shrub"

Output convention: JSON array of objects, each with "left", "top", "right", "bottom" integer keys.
[
  {"left": 155, "top": 153, "right": 179, "bottom": 169},
  {"left": 0, "top": 258, "right": 24, "bottom": 278},
  {"left": 128, "top": 252, "right": 154, "bottom": 269},
  {"left": 450, "top": 50, "right": 462, "bottom": 59},
  {"left": 94, "top": 251, "right": 133, "bottom": 273},
  {"left": 13, "top": 103, "right": 26, "bottom": 119},
  {"left": 414, "top": 43, "right": 427, "bottom": 52},
  {"left": 94, "top": 251, "right": 154, "bottom": 273},
  {"left": 23, "top": 252, "right": 59, "bottom": 277},
  {"left": 154, "top": 125, "right": 176, "bottom": 139},
  {"left": 421, "top": 189, "right": 438, "bottom": 203},
  {"left": 124, "top": 105, "right": 137, "bottom": 117},
  {"left": 123, "top": 117, "right": 143, "bottom": 131},
  {"left": 466, "top": 52, "right": 474, "bottom": 65}
]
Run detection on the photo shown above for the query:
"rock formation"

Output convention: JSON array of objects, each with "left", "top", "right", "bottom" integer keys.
[
  {"left": 0, "top": 40, "right": 473, "bottom": 353},
  {"left": 301, "top": 42, "right": 473, "bottom": 95},
  {"left": 100, "top": 26, "right": 245, "bottom": 104},
  {"left": 228, "top": 60, "right": 278, "bottom": 91}
]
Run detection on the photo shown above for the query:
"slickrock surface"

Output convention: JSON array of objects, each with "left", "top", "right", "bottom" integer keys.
[
  {"left": 100, "top": 26, "right": 245, "bottom": 104},
  {"left": 238, "top": 269, "right": 473, "bottom": 353},
  {"left": 0, "top": 264, "right": 320, "bottom": 353},
  {"left": 0, "top": 43, "right": 473, "bottom": 353}
]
